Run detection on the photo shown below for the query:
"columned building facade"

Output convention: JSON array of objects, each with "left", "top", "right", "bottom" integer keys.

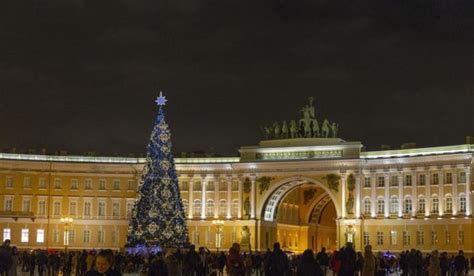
[{"left": 0, "top": 138, "right": 473, "bottom": 254}]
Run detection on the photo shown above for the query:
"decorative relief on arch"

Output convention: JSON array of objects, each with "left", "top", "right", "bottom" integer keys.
[
  {"left": 324, "top": 174, "right": 341, "bottom": 192},
  {"left": 303, "top": 189, "right": 317, "bottom": 204},
  {"left": 257, "top": 176, "right": 275, "bottom": 195}
]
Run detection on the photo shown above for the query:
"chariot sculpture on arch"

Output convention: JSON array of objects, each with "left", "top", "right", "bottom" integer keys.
[{"left": 261, "top": 97, "right": 340, "bottom": 139}]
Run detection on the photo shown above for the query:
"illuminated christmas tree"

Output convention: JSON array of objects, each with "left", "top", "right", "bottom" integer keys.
[{"left": 126, "top": 92, "right": 189, "bottom": 249}]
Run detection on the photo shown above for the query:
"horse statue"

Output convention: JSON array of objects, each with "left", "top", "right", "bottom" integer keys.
[
  {"left": 289, "top": 120, "right": 298, "bottom": 138},
  {"left": 281, "top": 120, "right": 289, "bottom": 138},
  {"left": 330, "top": 122, "right": 339, "bottom": 138},
  {"left": 273, "top": 121, "right": 281, "bottom": 139},
  {"left": 299, "top": 106, "right": 313, "bottom": 137},
  {"left": 321, "top": 119, "right": 330, "bottom": 138},
  {"left": 311, "top": 118, "right": 320, "bottom": 137}
]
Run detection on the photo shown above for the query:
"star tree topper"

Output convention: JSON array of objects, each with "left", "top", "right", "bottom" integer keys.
[{"left": 155, "top": 91, "right": 167, "bottom": 106}]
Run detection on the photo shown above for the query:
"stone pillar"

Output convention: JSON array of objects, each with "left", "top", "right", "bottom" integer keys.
[
  {"left": 466, "top": 169, "right": 471, "bottom": 216},
  {"left": 398, "top": 174, "right": 403, "bottom": 217},
  {"left": 371, "top": 174, "right": 376, "bottom": 218},
  {"left": 411, "top": 171, "right": 417, "bottom": 217},
  {"left": 201, "top": 179, "right": 207, "bottom": 219},
  {"left": 384, "top": 174, "right": 390, "bottom": 218},
  {"left": 250, "top": 176, "right": 256, "bottom": 219},
  {"left": 341, "top": 174, "right": 347, "bottom": 218},
  {"left": 453, "top": 170, "right": 458, "bottom": 216},
  {"left": 439, "top": 170, "right": 444, "bottom": 216},
  {"left": 425, "top": 172, "right": 431, "bottom": 217},
  {"left": 227, "top": 177, "right": 232, "bottom": 219},
  {"left": 355, "top": 174, "right": 361, "bottom": 218},
  {"left": 238, "top": 178, "right": 243, "bottom": 219},
  {"left": 214, "top": 178, "right": 219, "bottom": 218},
  {"left": 188, "top": 177, "right": 194, "bottom": 219}
]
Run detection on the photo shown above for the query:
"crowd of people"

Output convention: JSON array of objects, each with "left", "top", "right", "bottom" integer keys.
[{"left": 1, "top": 239, "right": 474, "bottom": 276}]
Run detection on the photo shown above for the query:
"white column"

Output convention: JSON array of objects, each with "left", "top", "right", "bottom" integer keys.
[
  {"left": 398, "top": 174, "right": 403, "bottom": 217},
  {"left": 188, "top": 177, "right": 194, "bottom": 219},
  {"left": 439, "top": 171, "right": 444, "bottom": 216},
  {"left": 238, "top": 178, "right": 243, "bottom": 219},
  {"left": 355, "top": 174, "right": 361, "bottom": 218},
  {"left": 201, "top": 179, "right": 207, "bottom": 219},
  {"left": 425, "top": 172, "right": 431, "bottom": 217},
  {"left": 466, "top": 170, "right": 471, "bottom": 216},
  {"left": 214, "top": 178, "right": 219, "bottom": 218},
  {"left": 341, "top": 174, "right": 347, "bottom": 218},
  {"left": 371, "top": 174, "right": 376, "bottom": 218},
  {"left": 384, "top": 174, "right": 390, "bottom": 218},
  {"left": 250, "top": 176, "right": 256, "bottom": 219},
  {"left": 411, "top": 172, "right": 417, "bottom": 217},
  {"left": 227, "top": 177, "right": 232, "bottom": 219},
  {"left": 453, "top": 170, "right": 458, "bottom": 216}
]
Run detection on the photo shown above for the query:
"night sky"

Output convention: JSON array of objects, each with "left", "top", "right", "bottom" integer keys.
[{"left": 0, "top": 0, "right": 473, "bottom": 157}]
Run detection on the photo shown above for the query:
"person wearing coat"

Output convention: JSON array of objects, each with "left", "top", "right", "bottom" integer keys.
[
  {"left": 362, "top": 245, "right": 376, "bottom": 276},
  {"left": 164, "top": 251, "right": 181, "bottom": 276},
  {"left": 428, "top": 250, "right": 441, "bottom": 276}
]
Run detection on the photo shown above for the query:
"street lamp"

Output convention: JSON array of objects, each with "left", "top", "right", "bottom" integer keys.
[
  {"left": 60, "top": 217, "right": 73, "bottom": 253},
  {"left": 212, "top": 220, "right": 224, "bottom": 252}
]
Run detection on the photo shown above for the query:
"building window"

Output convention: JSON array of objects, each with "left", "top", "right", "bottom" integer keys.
[
  {"left": 459, "top": 195, "right": 467, "bottom": 213},
  {"left": 99, "top": 179, "right": 106, "bottom": 190},
  {"left": 53, "top": 202, "right": 61, "bottom": 216},
  {"left": 5, "top": 176, "right": 13, "bottom": 188},
  {"left": 419, "top": 175, "right": 425, "bottom": 186},
  {"left": 231, "top": 231, "right": 237, "bottom": 243},
  {"left": 69, "top": 202, "right": 77, "bottom": 216},
  {"left": 37, "top": 229, "right": 45, "bottom": 243},
  {"left": 418, "top": 197, "right": 425, "bottom": 214},
  {"left": 219, "top": 200, "right": 227, "bottom": 216},
  {"left": 38, "top": 178, "right": 46, "bottom": 189},
  {"left": 219, "top": 181, "right": 227, "bottom": 191},
  {"left": 431, "top": 231, "right": 437, "bottom": 245},
  {"left": 377, "top": 176, "right": 385, "bottom": 187},
  {"left": 70, "top": 179, "right": 79, "bottom": 190},
  {"left": 38, "top": 200, "right": 46, "bottom": 216},
  {"left": 53, "top": 230, "right": 59, "bottom": 243},
  {"left": 364, "top": 198, "right": 371, "bottom": 215},
  {"left": 3, "top": 228, "right": 11, "bottom": 241},
  {"left": 403, "top": 231, "right": 410, "bottom": 246},
  {"left": 112, "top": 230, "right": 118, "bottom": 244},
  {"left": 84, "top": 202, "right": 92, "bottom": 217},
  {"left": 23, "top": 177, "right": 32, "bottom": 188},
  {"left": 194, "top": 231, "right": 200, "bottom": 244},
  {"left": 390, "top": 231, "right": 397, "bottom": 245},
  {"left": 404, "top": 198, "right": 412, "bottom": 214},
  {"left": 416, "top": 231, "right": 424, "bottom": 245},
  {"left": 390, "top": 197, "right": 398, "bottom": 214},
  {"left": 54, "top": 178, "right": 61, "bottom": 189},
  {"left": 126, "top": 202, "right": 134, "bottom": 217},
  {"left": 459, "top": 172, "right": 466, "bottom": 183},
  {"left": 446, "top": 173, "right": 452, "bottom": 184},
  {"left": 432, "top": 197, "right": 439, "bottom": 213},
  {"left": 364, "top": 177, "right": 371, "bottom": 188},
  {"left": 232, "top": 200, "right": 239, "bottom": 217},
  {"left": 390, "top": 176, "right": 398, "bottom": 186},
  {"left": 376, "top": 232, "right": 383, "bottom": 246},
  {"left": 83, "top": 230, "right": 91, "bottom": 243},
  {"left": 377, "top": 199, "right": 384, "bottom": 215},
  {"left": 85, "top": 179, "right": 92, "bottom": 190},
  {"left": 207, "top": 181, "right": 214, "bottom": 191},
  {"left": 113, "top": 180, "right": 120, "bottom": 190},
  {"left": 21, "top": 229, "right": 29, "bottom": 243},
  {"left": 432, "top": 173, "right": 439, "bottom": 185},
  {"left": 179, "top": 182, "right": 189, "bottom": 191},
  {"left": 4, "top": 198, "right": 13, "bottom": 212},
  {"left": 232, "top": 182, "right": 239, "bottom": 191},
  {"left": 127, "top": 180, "right": 134, "bottom": 191},
  {"left": 194, "top": 182, "right": 202, "bottom": 191},
  {"left": 206, "top": 200, "right": 214, "bottom": 217},
  {"left": 458, "top": 231, "right": 464, "bottom": 245},
  {"left": 445, "top": 196, "right": 453, "bottom": 213},
  {"left": 22, "top": 199, "right": 31, "bottom": 213},
  {"left": 69, "top": 230, "right": 75, "bottom": 243},
  {"left": 405, "top": 175, "right": 412, "bottom": 186},
  {"left": 193, "top": 200, "right": 202, "bottom": 217},
  {"left": 112, "top": 202, "right": 120, "bottom": 217},
  {"left": 98, "top": 230, "right": 105, "bottom": 243},
  {"left": 182, "top": 200, "right": 189, "bottom": 216},
  {"left": 363, "top": 232, "right": 370, "bottom": 246},
  {"left": 98, "top": 202, "right": 106, "bottom": 217},
  {"left": 445, "top": 231, "right": 451, "bottom": 245}
]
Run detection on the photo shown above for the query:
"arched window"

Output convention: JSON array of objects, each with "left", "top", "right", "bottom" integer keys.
[
  {"left": 431, "top": 196, "right": 439, "bottom": 213},
  {"left": 193, "top": 182, "right": 202, "bottom": 191},
  {"left": 459, "top": 194, "right": 466, "bottom": 213},
  {"left": 206, "top": 200, "right": 214, "bottom": 216},
  {"left": 193, "top": 200, "right": 201, "bottom": 216},
  {"left": 232, "top": 200, "right": 239, "bottom": 217},
  {"left": 404, "top": 197, "right": 412, "bottom": 214},
  {"left": 445, "top": 196, "right": 453, "bottom": 213},
  {"left": 207, "top": 181, "right": 214, "bottom": 191},
  {"left": 418, "top": 197, "right": 425, "bottom": 214},
  {"left": 364, "top": 198, "right": 371, "bottom": 215},
  {"left": 390, "top": 197, "right": 399, "bottom": 214},
  {"left": 377, "top": 198, "right": 385, "bottom": 215},
  {"left": 219, "top": 200, "right": 227, "bottom": 216},
  {"left": 179, "top": 182, "right": 189, "bottom": 191},
  {"left": 182, "top": 200, "right": 189, "bottom": 216}
]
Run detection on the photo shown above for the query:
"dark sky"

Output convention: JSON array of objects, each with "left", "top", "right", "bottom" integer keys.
[{"left": 0, "top": 0, "right": 473, "bottom": 156}]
